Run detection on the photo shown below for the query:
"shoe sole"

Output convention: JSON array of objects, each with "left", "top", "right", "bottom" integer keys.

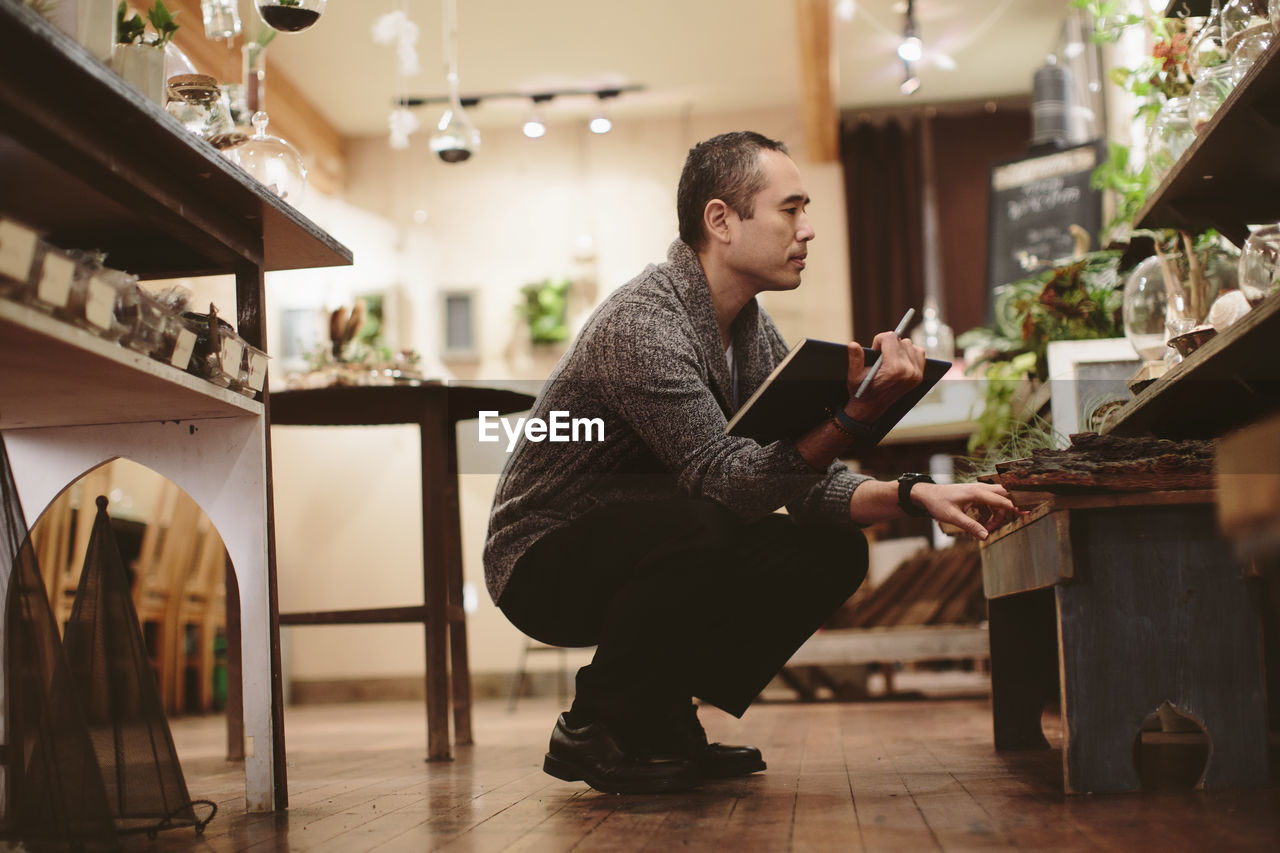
[
  {"left": 702, "top": 757, "right": 767, "bottom": 778},
  {"left": 543, "top": 753, "right": 701, "bottom": 794}
]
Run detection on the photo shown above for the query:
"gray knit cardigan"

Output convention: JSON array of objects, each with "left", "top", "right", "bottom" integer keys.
[{"left": 482, "top": 239, "right": 869, "bottom": 602}]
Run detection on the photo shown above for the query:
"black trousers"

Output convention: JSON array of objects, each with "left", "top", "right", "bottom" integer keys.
[{"left": 497, "top": 498, "right": 868, "bottom": 718}]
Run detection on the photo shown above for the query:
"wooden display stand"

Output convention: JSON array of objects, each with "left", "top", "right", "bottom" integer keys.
[
  {"left": 980, "top": 490, "right": 1268, "bottom": 794},
  {"left": 0, "top": 5, "right": 351, "bottom": 813}
]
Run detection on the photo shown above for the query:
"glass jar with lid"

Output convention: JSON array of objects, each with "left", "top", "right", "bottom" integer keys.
[
  {"left": 166, "top": 74, "right": 244, "bottom": 150},
  {"left": 222, "top": 111, "right": 308, "bottom": 204}
]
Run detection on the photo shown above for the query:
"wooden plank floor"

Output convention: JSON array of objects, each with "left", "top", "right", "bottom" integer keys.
[{"left": 122, "top": 693, "right": 1280, "bottom": 852}]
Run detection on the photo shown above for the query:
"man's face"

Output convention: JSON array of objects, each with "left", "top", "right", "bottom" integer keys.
[{"left": 723, "top": 150, "right": 815, "bottom": 293}]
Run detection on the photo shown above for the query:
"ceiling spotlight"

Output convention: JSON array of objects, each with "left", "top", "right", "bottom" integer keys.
[
  {"left": 523, "top": 114, "right": 546, "bottom": 138},
  {"left": 589, "top": 89, "right": 618, "bottom": 135},
  {"left": 900, "top": 60, "right": 920, "bottom": 96},
  {"left": 897, "top": 0, "right": 922, "bottom": 63},
  {"left": 523, "top": 94, "right": 553, "bottom": 139},
  {"left": 897, "top": 32, "right": 922, "bottom": 63}
]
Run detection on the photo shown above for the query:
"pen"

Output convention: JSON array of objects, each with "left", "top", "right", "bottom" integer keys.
[{"left": 853, "top": 307, "right": 916, "bottom": 399}]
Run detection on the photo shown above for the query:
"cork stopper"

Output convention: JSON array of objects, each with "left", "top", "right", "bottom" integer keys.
[{"left": 166, "top": 74, "right": 220, "bottom": 106}]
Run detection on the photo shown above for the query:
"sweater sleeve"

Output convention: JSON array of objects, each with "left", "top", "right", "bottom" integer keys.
[{"left": 588, "top": 305, "right": 829, "bottom": 521}]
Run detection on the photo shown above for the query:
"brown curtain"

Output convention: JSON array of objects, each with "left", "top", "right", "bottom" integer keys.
[
  {"left": 841, "top": 117, "right": 923, "bottom": 344},
  {"left": 841, "top": 107, "right": 1031, "bottom": 342}
]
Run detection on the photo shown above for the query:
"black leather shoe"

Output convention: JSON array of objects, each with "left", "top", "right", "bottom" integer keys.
[
  {"left": 658, "top": 703, "right": 766, "bottom": 778},
  {"left": 697, "top": 742, "right": 767, "bottom": 778},
  {"left": 543, "top": 713, "right": 701, "bottom": 794}
]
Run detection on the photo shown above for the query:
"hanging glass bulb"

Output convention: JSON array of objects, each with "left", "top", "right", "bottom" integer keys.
[
  {"left": 255, "top": 0, "right": 327, "bottom": 34},
  {"left": 429, "top": 0, "right": 479, "bottom": 163},
  {"left": 431, "top": 100, "right": 480, "bottom": 162}
]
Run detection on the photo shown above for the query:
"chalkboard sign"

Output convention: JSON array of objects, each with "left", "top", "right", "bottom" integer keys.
[{"left": 986, "top": 141, "right": 1104, "bottom": 323}]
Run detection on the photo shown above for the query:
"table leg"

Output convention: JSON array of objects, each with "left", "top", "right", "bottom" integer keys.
[
  {"left": 225, "top": 559, "right": 244, "bottom": 761},
  {"left": 988, "top": 588, "right": 1056, "bottom": 751},
  {"left": 445, "top": 426, "right": 473, "bottom": 745},
  {"left": 421, "top": 413, "right": 452, "bottom": 762}
]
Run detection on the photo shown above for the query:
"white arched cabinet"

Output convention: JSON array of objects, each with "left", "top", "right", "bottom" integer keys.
[{"left": 0, "top": 4, "right": 351, "bottom": 813}]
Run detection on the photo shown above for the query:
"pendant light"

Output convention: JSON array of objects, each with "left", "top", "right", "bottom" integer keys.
[{"left": 429, "top": 0, "right": 480, "bottom": 163}]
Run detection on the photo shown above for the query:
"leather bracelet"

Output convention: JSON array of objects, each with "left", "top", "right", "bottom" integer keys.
[{"left": 827, "top": 407, "right": 875, "bottom": 440}]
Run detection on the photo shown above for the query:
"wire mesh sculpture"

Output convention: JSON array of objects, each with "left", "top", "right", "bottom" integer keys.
[{"left": 1, "top": 436, "right": 215, "bottom": 847}]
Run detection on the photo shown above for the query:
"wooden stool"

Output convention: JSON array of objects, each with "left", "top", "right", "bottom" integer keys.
[{"left": 271, "top": 384, "right": 534, "bottom": 761}]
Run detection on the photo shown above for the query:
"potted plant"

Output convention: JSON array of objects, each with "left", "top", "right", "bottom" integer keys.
[
  {"left": 516, "top": 277, "right": 571, "bottom": 346},
  {"left": 109, "top": 1, "right": 178, "bottom": 106}
]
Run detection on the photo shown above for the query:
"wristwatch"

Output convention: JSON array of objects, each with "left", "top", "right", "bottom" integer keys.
[{"left": 897, "top": 473, "right": 934, "bottom": 517}]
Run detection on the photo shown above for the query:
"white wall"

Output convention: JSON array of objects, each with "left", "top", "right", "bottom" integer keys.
[{"left": 187, "top": 107, "right": 855, "bottom": 686}]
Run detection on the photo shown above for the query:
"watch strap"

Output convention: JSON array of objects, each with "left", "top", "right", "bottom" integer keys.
[{"left": 898, "top": 473, "right": 934, "bottom": 517}]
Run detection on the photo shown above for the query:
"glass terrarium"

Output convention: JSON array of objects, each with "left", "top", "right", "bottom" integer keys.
[
  {"left": 1229, "top": 19, "right": 1274, "bottom": 80},
  {"left": 1188, "top": 7, "right": 1229, "bottom": 78},
  {"left": 1223, "top": 0, "right": 1269, "bottom": 41},
  {"left": 1123, "top": 256, "right": 1173, "bottom": 361},
  {"left": 255, "top": 0, "right": 326, "bottom": 33},
  {"left": 1188, "top": 62, "right": 1237, "bottom": 132},
  {"left": 1148, "top": 96, "right": 1195, "bottom": 180},
  {"left": 1239, "top": 223, "right": 1280, "bottom": 300},
  {"left": 223, "top": 111, "right": 307, "bottom": 203}
]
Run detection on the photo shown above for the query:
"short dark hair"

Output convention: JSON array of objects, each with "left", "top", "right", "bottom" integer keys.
[{"left": 677, "top": 131, "right": 790, "bottom": 250}]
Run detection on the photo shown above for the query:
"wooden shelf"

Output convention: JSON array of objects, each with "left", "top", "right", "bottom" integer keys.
[
  {"left": 0, "top": 299, "right": 261, "bottom": 429},
  {"left": 1134, "top": 37, "right": 1280, "bottom": 246},
  {"left": 0, "top": 2, "right": 351, "bottom": 278},
  {"left": 1103, "top": 291, "right": 1280, "bottom": 438}
]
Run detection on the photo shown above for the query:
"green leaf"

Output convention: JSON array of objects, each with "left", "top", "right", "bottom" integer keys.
[
  {"left": 116, "top": 1, "right": 146, "bottom": 44},
  {"left": 147, "top": 0, "right": 180, "bottom": 49}
]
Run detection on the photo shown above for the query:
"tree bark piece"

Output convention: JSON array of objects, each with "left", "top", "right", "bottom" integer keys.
[{"left": 993, "top": 432, "right": 1216, "bottom": 492}]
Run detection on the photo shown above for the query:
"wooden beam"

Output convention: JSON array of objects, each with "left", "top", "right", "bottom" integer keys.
[
  {"left": 795, "top": 0, "right": 838, "bottom": 163},
  {"left": 166, "top": 0, "right": 346, "bottom": 194}
]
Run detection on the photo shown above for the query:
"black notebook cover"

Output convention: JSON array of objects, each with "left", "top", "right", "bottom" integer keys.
[{"left": 725, "top": 338, "right": 950, "bottom": 445}]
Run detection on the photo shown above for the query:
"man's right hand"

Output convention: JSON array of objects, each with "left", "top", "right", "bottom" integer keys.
[{"left": 843, "top": 331, "right": 926, "bottom": 423}]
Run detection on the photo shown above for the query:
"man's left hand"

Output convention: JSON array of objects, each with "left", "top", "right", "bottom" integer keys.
[{"left": 909, "top": 482, "right": 1025, "bottom": 540}]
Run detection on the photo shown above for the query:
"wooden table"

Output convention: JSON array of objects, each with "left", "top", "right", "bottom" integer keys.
[
  {"left": 269, "top": 383, "right": 533, "bottom": 761},
  {"left": 979, "top": 490, "right": 1269, "bottom": 793}
]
